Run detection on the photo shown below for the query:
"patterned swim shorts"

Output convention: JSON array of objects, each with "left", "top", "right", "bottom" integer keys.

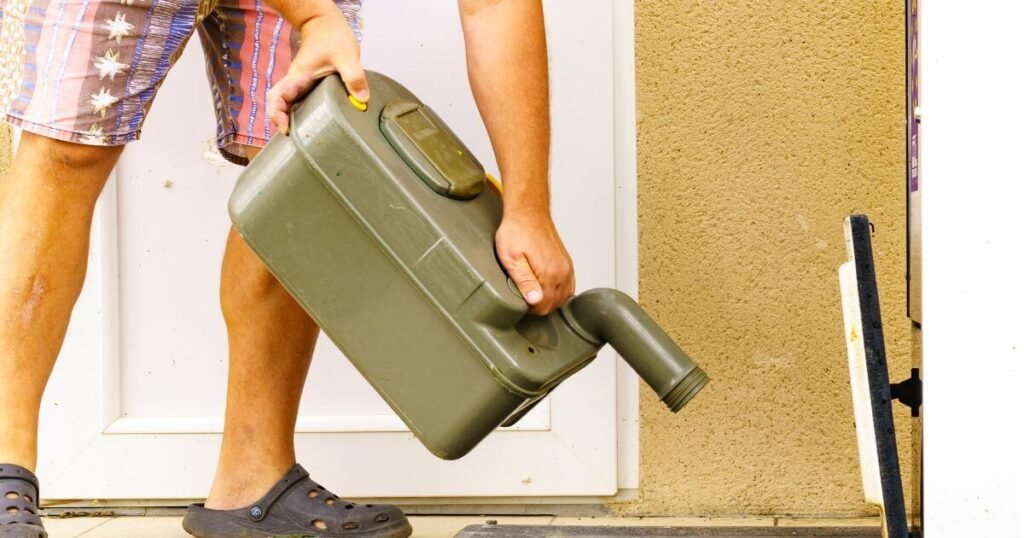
[{"left": 0, "top": 0, "right": 361, "bottom": 164}]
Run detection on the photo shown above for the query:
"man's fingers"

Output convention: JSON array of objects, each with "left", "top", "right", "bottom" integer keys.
[
  {"left": 266, "top": 87, "right": 285, "bottom": 133},
  {"left": 537, "top": 262, "right": 573, "bottom": 314},
  {"left": 338, "top": 61, "right": 370, "bottom": 103},
  {"left": 271, "top": 110, "right": 290, "bottom": 135},
  {"left": 268, "top": 73, "right": 313, "bottom": 134}
]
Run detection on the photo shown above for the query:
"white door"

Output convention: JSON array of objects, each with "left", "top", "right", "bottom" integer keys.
[{"left": 36, "top": 0, "right": 624, "bottom": 500}]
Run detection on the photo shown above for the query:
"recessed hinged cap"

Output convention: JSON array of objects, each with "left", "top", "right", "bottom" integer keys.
[{"left": 380, "top": 101, "right": 486, "bottom": 199}]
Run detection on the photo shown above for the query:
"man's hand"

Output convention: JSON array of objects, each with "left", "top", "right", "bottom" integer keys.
[
  {"left": 267, "top": 9, "right": 368, "bottom": 135},
  {"left": 496, "top": 208, "right": 575, "bottom": 315}
]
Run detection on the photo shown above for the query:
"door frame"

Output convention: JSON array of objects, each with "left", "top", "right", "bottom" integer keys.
[{"left": 611, "top": 0, "right": 641, "bottom": 497}]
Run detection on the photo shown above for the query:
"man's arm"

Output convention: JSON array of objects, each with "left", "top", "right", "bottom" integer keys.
[
  {"left": 459, "top": 0, "right": 576, "bottom": 315},
  {"left": 264, "top": 0, "right": 370, "bottom": 135}
]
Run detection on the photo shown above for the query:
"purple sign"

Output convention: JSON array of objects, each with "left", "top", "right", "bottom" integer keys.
[{"left": 909, "top": 0, "right": 919, "bottom": 192}]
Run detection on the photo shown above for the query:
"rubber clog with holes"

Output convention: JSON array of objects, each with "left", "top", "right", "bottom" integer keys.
[
  {"left": 0, "top": 464, "right": 46, "bottom": 538},
  {"left": 182, "top": 464, "right": 411, "bottom": 538}
]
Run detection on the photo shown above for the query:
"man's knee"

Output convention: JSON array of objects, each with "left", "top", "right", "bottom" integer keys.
[
  {"left": 19, "top": 131, "right": 122, "bottom": 169},
  {"left": 13, "top": 132, "right": 122, "bottom": 193},
  {"left": 220, "top": 229, "right": 284, "bottom": 300}
]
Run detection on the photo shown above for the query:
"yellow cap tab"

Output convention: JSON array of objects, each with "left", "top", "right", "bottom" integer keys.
[
  {"left": 485, "top": 173, "right": 503, "bottom": 196},
  {"left": 348, "top": 95, "right": 368, "bottom": 112}
]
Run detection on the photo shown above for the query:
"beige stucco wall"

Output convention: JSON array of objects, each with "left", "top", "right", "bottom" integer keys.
[
  {"left": 0, "top": 125, "right": 10, "bottom": 173},
  {"left": 630, "top": 0, "right": 909, "bottom": 516}
]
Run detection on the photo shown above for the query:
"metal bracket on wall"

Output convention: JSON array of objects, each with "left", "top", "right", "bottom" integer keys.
[{"left": 890, "top": 368, "right": 921, "bottom": 417}]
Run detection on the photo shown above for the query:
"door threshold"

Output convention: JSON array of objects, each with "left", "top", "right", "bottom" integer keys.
[
  {"left": 456, "top": 525, "right": 879, "bottom": 537},
  {"left": 41, "top": 503, "right": 613, "bottom": 518},
  {"left": 41, "top": 492, "right": 642, "bottom": 517}
]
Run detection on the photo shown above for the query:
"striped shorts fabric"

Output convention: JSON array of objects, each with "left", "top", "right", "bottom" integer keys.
[{"left": 0, "top": 0, "right": 362, "bottom": 164}]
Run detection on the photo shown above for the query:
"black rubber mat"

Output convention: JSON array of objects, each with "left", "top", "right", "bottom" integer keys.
[{"left": 456, "top": 524, "right": 881, "bottom": 537}]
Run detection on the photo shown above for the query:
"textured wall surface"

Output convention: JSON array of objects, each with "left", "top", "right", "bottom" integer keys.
[
  {"left": 631, "top": 0, "right": 909, "bottom": 516},
  {"left": 0, "top": 125, "right": 10, "bottom": 174}
]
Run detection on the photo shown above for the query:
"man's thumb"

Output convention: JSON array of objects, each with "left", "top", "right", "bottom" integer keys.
[
  {"left": 339, "top": 63, "right": 370, "bottom": 104},
  {"left": 506, "top": 257, "right": 543, "bottom": 305}
]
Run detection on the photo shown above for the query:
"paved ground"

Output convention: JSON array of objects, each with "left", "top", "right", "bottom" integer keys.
[{"left": 40, "top": 516, "right": 880, "bottom": 537}]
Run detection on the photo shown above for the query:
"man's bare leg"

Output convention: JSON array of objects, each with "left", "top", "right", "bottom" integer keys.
[
  {"left": 205, "top": 147, "right": 320, "bottom": 509},
  {"left": 0, "top": 132, "right": 121, "bottom": 469}
]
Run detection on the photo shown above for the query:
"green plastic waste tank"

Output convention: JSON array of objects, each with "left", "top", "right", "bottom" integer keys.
[{"left": 229, "top": 72, "right": 708, "bottom": 460}]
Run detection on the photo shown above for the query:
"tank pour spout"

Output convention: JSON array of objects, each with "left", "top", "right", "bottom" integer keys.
[{"left": 563, "top": 289, "right": 709, "bottom": 412}]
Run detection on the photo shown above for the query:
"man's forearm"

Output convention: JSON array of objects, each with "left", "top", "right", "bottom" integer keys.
[{"left": 459, "top": 0, "right": 551, "bottom": 216}]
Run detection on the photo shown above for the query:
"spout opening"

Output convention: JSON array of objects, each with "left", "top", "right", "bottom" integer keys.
[{"left": 662, "top": 367, "right": 709, "bottom": 412}]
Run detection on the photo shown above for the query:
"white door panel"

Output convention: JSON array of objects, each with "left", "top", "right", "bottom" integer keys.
[{"left": 37, "top": 0, "right": 620, "bottom": 499}]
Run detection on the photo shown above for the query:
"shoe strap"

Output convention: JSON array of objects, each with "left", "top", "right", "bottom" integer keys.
[
  {"left": 246, "top": 464, "right": 310, "bottom": 521},
  {"left": 0, "top": 463, "right": 39, "bottom": 498}
]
